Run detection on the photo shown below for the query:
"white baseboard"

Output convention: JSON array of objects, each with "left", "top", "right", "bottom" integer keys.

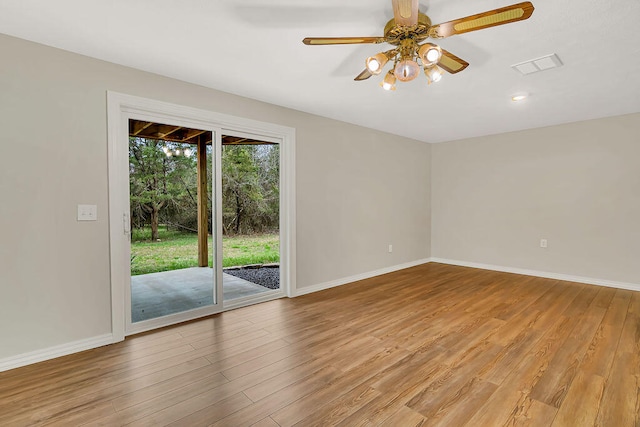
[
  {"left": 295, "top": 256, "right": 640, "bottom": 298},
  {"left": 0, "top": 333, "right": 115, "bottom": 373},
  {"left": 294, "top": 258, "right": 431, "bottom": 297},
  {"left": 430, "top": 257, "right": 640, "bottom": 292}
]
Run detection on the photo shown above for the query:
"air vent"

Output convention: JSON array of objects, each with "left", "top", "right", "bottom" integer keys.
[{"left": 512, "top": 54, "right": 563, "bottom": 75}]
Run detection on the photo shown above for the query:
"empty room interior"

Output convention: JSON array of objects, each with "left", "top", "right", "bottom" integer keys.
[{"left": 0, "top": 0, "right": 639, "bottom": 425}]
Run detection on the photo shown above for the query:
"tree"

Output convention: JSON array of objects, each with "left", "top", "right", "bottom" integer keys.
[
  {"left": 221, "top": 144, "right": 279, "bottom": 234},
  {"left": 222, "top": 145, "right": 263, "bottom": 234},
  {"left": 256, "top": 144, "right": 280, "bottom": 228},
  {"left": 129, "top": 137, "right": 197, "bottom": 240}
]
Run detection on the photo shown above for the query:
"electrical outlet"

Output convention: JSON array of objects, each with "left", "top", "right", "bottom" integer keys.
[
  {"left": 540, "top": 239, "right": 548, "bottom": 248},
  {"left": 388, "top": 244, "right": 393, "bottom": 253}
]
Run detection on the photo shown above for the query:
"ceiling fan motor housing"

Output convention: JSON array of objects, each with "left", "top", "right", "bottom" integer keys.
[{"left": 383, "top": 12, "right": 432, "bottom": 45}]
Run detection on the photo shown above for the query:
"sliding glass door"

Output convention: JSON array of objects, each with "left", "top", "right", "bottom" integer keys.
[
  {"left": 107, "top": 92, "right": 294, "bottom": 339},
  {"left": 219, "top": 132, "right": 282, "bottom": 305}
]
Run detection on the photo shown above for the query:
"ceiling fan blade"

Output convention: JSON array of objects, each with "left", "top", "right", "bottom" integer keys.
[
  {"left": 302, "top": 37, "right": 385, "bottom": 45},
  {"left": 438, "top": 49, "right": 469, "bottom": 74},
  {"left": 429, "top": 2, "right": 534, "bottom": 38},
  {"left": 392, "top": 0, "right": 419, "bottom": 27},
  {"left": 354, "top": 69, "right": 373, "bottom": 81}
]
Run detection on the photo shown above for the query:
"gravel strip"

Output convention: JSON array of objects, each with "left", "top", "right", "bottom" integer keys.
[{"left": 224, "top": 267, "right": 280, "bottom": 290}]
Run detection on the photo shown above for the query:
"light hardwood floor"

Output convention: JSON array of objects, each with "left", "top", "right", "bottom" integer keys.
[{"left": 1, "top": 263, "right": 638, "bottom": 426}]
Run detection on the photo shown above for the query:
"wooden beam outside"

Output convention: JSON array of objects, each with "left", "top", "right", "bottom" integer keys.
[
  {"left": 129, "top": 120, "right": 214, "bottom": 145},
  {"left": 158, "top": 126, "right": 183, "bottom": 139},
  {"left": 183, "top": 129, "right": 208, "bottom": 142},
  {"left": 130, "top": 120, "right": 276, "bottom": 146},
  {"left": 130, "top": 121, "right": 154, "bottom": 136},
  {"left": 226, "top": 137, "right": 249, "bottom": 145},
  {"left": 221, "top": 136, "right": 276, "bottom": 145},
  {"left": 196, "top": 137, "right": 209, "bottom": 267}
]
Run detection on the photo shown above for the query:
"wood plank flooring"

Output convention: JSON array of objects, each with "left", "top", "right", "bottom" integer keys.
[{"left": 1, "top": 263, "right": 638, "bottom": 426}]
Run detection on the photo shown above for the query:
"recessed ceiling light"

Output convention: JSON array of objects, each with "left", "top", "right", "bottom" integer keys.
[{"left": 511, "top": 94, "right": 528, "bottom": 102}]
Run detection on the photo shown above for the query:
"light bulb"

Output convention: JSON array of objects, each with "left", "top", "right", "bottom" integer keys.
[
  {"left": 175, "top": 149, "right": 181, "bottom": 156},
  {"left": 424, "top": 65, "right": 443, "bottom": 84},
  {"left": 380, "top": 71, "right": 396, "bottom": 91},
  {"left": 162, "top": 146, "right": 169, "bottom": 154},
  {"left": 418, "top": 43, "right": 442, "bottom": 66},
  {"left": 184, "top": 148, "right": 193, "bottom": 157},
  {"left": 366, "top": 52, "right": 389, "bottom": 75},
  {"left": 394, "top": 58, "right": 420, "bottom": 82}
]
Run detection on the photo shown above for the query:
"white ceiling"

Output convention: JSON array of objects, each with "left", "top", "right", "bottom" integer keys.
[{"left": 1, "top": 0, "right": 639, "bottom": 143}]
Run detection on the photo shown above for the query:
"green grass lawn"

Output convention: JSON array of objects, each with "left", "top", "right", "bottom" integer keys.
[{"left": 131, "top": 227, "right": 279, "bottom": 276}]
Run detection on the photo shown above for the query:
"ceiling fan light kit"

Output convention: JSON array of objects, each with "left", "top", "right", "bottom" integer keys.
[
  {"left": 303, "top": 0, "right": 534, "bottom": 91},
  {"left": 395, "top": 58, "right": 421, "bottom": 82},
  {"left": 366, "top": 52, "right": 389, "bottom": 75},
  {"left": 418, "top": 43, "right": 442, "bottom": 66},
  {"left": 381, "top": 71, "right": 398, "bottom": 91},
  {"left": 424, "top": 65, "right": 444, "bottom": 84}
]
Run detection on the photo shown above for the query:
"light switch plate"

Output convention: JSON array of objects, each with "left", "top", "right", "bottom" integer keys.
[{"left": 78, "top": 204, "right": 97, "bottom": 221}]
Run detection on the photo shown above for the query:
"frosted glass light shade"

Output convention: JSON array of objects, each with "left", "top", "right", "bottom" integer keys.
[
  {"left": 418, "top": 43, "right": 442, "bottom": 66},
  {"left": 366, "top": 53, "right": 389, "bottom": 75},
  {"left": 424, "top": 65, "right": 443, "bottom": 83},
  {"left": 380, "top": 71, "right": 397, "bottom": 91},
  {"left": 394, "top": 59, "right": 420, "bottom": 82}
]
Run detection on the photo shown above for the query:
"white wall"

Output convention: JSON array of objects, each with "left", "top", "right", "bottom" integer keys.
[
  {"left": 0, "top": 34, "right": 431, "bottom": 361},
  {"left": 431, "top": 113, "right": 640, "bottom": 285}
]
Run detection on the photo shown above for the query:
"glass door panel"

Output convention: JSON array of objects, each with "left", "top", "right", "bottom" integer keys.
[
  {"left": 220, "top": 134, "right": 281, "bottom": 302},
  {"left": 127, "top": 119, "right": 218, "bottom": 328}
]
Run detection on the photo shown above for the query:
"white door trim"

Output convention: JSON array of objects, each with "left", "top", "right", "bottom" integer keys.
[{"left": 107, "top": 91, "right": 296, "bottom": 340}]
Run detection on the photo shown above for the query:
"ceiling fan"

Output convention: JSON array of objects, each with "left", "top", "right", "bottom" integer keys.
[{"left": 302, "top": 0, "right": 534, "bottom": 90}]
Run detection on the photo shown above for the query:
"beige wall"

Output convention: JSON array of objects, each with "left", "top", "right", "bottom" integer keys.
[
  {"left": 0, "top": 34, "right": 431, "bottom": 360},
  {"left": 431, "top": 113, "right": 640, "bottom": 284}
]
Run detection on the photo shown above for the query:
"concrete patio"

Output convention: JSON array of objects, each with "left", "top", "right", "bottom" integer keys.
[{"left": 131, "top": 267, "right": 270, "bottom": 322}]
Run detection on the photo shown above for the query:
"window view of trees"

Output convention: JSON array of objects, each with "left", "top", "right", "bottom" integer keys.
[
  {"left": 129, "top": 136, "right": 279, "bottom": 237},
  {"left": 222, "top": 144, "right": 279, "bottom": 235},
  {"left": 129, "top": 138, "right": 200, "bottom": 241},
  {"left": 129, "top": 136, "right": 280, "bottom": 275}
]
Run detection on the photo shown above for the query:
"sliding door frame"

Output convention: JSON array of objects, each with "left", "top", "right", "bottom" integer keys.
[
  {"left": 107, "top": 92, "right": 296, "bottom": 340},
  {"left": 219, "top": 129, "right": 288, "bottom": 310}
]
